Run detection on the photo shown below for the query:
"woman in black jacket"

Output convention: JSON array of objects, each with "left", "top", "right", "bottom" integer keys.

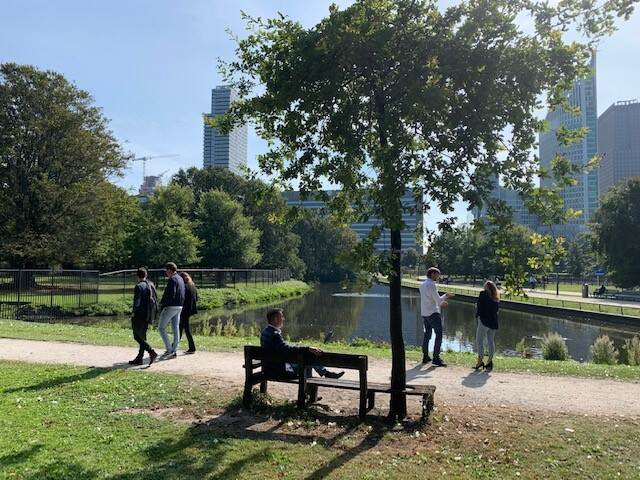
[
  {"left": 474, "top": 280, "right": 500, "bottom": 371},
  {"left": 179, "top": 272, "right": 198, "bottom": 354}
]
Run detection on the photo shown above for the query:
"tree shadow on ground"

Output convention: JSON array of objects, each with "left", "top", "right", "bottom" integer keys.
[
  {"left": 8, "top": 460, "right": 98, "bottom": 480},
  {"left": 3, "top": 366, "right": 108, "bottom": 393},
  {"left": 0, "top": 444, "right": 43, "bottom": 467}
]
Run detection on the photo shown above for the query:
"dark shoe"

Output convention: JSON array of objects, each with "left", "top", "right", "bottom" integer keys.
[
  {"left": 474, "top": 360, "right": 485, "bottom": 371},
  {"left": 432, "top": 358, "right": 447, "bottom": 367},
  {"left": 185, "top": 349, "right": 196, "bottom": 355},
  {"left": 422, "top": 355, "right": 432, "bottom": 364},
  {"left": 485, "top": 361, "right": 493, "bottom": 372},
  {"left": 166, "top": 352, "right": 177, "bottom": 359},
  {"left": 128, "top": 358, "right": 143, "bottom": 366},
  {"left": 323, "top": 370, "right": 345, "bottom": 379},
  {"left": 149, "top": 351, "right": 158, "bottom": 365}
]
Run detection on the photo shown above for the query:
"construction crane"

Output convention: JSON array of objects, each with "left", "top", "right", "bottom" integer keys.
[{"left": 131, "top": 154, "right": 180, "bottom": 183}]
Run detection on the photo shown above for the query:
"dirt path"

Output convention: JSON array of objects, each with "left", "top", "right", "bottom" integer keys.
[{"left": 2, "top": 338, "right": 639, "bottom": 417}]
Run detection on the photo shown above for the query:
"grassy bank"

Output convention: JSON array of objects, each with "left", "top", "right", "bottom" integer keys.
[
  {"left": 2, "top": 361, "right": 639, "bottom": 479},
  {"left": 1, "top": 319, "right": 639, "bottom": 382},
  {"left": 65, "top": 280, "right": 312, "bottom": 316}
]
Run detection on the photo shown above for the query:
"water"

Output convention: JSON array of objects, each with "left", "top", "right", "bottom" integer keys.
[{"left": 76, "top": 283, "right": 640, "bottom": 361}]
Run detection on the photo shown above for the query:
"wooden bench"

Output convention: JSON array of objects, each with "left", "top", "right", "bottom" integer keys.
[{"left": 243, "top": 345, "right": 436, "bottom": 420}]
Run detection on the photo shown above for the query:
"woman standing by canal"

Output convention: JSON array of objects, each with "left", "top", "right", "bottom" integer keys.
[
  {"left": 474, "top": 280, "right": 500, "bottom": 371},
  {"left": 179, "top": 272, "right": 198, "bottom": 354}
]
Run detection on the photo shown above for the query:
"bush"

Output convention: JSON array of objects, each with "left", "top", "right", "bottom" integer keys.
[
  {"left": 541, "top": 332, "right": 569, "bottom": 361},
  {"left": 623, "top": 336, "right": 640, "bottom": 366},
  {"left": 591, "top": 335, "right": 619, "bottom": 365}
]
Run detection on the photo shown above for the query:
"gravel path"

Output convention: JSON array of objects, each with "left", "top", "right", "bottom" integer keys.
[{"left": 2, "top": 338, "right": 639, "bottom": 416}]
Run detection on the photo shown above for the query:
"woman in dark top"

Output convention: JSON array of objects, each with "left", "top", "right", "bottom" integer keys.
[
  {"left": 179, "top": 272, "right": 198, "bottom": 354},
  {"left": 474, "top": 280, "right": 500, "bottom": 371}
]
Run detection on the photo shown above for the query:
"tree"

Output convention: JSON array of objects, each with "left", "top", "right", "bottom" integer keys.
[
  {"left": 293, "top": 211, "right": 358, "bottom": 282},
  {"left": 401, "top": 249, "right": 420, "bottom": 269},
  {"left": 172, "top": 167, "right": 305, "bottom": 277},
  {"left": 0, "top": 63, "right": 127, "bottom": 267},
  {"left": 196, "top": 189, "right": 262, "bottom": 268},
  {"left": 130, "top": 185, "right": 202, "bottom": 267},
  {"left": 592, "top": 178, "right": 640, "bottom": 288},
  {"left": 218, "top": 0, "right": 635, "bottom": 420}
]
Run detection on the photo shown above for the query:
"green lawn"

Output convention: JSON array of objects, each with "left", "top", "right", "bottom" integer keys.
[
  {"left": 1, "top": 361, "right": 639, "bottom": 479},
  {"left": 2, "top": 319, "right": 640, "bottom": 382}
]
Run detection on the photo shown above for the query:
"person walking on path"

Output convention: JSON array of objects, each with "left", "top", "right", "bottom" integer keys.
[
  {"left": 474, "top": 280, "right": 500, "bottom": 371},
  {"left": 129, "top": 268, "right": 158, "bottom": 366},
  {"left": 420, "top": 267, "right": 454, "bottom": 367},
  {"left": 179, "top": 272, "right": 198, "bottom": 354},
  {"left": 158, "top": 262, "right": 185, "bottom": 359}
]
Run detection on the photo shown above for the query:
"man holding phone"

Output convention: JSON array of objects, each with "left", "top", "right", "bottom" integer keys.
[{"left": 419, "top": 267, "right": 454, "bottom": 367}]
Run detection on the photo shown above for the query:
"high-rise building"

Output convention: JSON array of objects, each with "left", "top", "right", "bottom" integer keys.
[
  {"left": 538, "top": 56, "right": 598, "bottom": 237},
  {"left": 283, "top": 190, "right": 424, "bottom": 253},
  {"left": 472, "top": 177, "right": 539, "bottom": 231},
  {"left": 203, "top": 85, "right": 248, "bottom": 175},
  {"left": 598, "top": 99, "right": 640, "bottom": 198}
]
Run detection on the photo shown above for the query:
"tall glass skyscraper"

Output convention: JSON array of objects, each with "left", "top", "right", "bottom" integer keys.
[
  {"left": 539, "top": 56, "right": 598, "bottom": 237},
  {"left": 203, "top": 85, "right": 248, "bottom": 175}
]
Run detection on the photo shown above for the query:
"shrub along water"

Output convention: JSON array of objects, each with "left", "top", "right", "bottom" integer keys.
[
  {"left": 622, "top": 336, "right": 640, "bottom": 366},
  {"left": 591, "top": 335, "right": 619, "bottom": 365},
  {"left": 541, "top": 332, "right": 569, "bottom": 361}
]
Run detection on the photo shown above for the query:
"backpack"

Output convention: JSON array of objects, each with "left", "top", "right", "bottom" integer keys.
[{"left": 145, "top": 280, "right": 159, "bottom": 324}]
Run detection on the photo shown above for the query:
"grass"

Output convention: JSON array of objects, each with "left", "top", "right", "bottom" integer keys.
[
  {"left": 58, "top": 280, "right": 312, "bottom": 316},
  {"left": 1, "top": 360, "right": 639, "bottom": 479},
  {"left": 2, "top": 319, "right": 640, "bottom": 382}
]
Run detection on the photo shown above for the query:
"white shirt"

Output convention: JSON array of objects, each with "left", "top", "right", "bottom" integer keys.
[{"left": 419, "top": 278, "right": 448, "bottom": 317}]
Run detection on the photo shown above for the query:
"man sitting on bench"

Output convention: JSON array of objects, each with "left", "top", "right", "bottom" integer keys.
[{"left": 260, "top": 308, "right": 344, "bottom": 379}]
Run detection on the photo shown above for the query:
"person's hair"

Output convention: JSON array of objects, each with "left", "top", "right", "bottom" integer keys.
[
  {"left": 484, "top": 280, "right": 500, "bottom": 302},
  {"left": 179, "top": 271, "right": 193, "bottom": 285},
  {"left": 136, "top": 267, "right": 147, "bottom": 280},
  {"left": 427, "top": 267, "right": 441, "bottom": 279},
  {"left": 164, "top": 262, "right": 178, "bottom": 273},
  {"left": 266, "top": 308, "right": 283, "bottom": 325}
]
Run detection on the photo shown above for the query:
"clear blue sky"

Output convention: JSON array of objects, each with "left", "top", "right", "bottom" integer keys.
[{"left": 2, "top": 1, "right": 639, "bottom": 227}]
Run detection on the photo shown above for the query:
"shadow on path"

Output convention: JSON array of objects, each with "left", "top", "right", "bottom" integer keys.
[{"left": 461, "top": 370, "right": 490, "bottom": 389}]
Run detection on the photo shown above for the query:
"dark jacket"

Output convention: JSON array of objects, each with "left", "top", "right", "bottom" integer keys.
[
  {"left": 160, "top": 273, "right": 185, "bottom": 308},
  {"left": 476, "top": 290, "right": 499, "bottom": 329},
  {"left": 260, "top": 324, "right": 307, "bottom": 378},
  {"left": 132, "top": 280, "right": 151, "bottom": 323},
  {"left": 181, "top": 283, "right": 198, "bottom": 316}
]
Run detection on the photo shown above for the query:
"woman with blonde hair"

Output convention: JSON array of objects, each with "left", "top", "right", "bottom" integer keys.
[{"left": 474, "top": 280, "right": 500, "bottom": 371}]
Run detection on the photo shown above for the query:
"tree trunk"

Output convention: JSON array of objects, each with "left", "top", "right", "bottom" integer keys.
[{"left": 388, "top": 228, "right": 407, "bottom": 421}]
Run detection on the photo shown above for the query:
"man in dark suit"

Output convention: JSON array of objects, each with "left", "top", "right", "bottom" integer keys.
[
  {"left": 129, "top": 268, "right": 158, "bottom": 365},
  {"left": 260, "top": 308, "right": 344, "bottom": 379}
]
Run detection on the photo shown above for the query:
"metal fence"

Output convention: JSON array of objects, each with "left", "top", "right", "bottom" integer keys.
[
  {"left": 100, "top": 268, "right": 292, "bottom": 298},
  {"left": 0, "top": 270, "right": 100, "bottom": 320}
]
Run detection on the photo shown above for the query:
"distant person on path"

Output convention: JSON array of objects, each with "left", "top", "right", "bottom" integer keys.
[
  {"left": 420, "top": 267, "right": 454, "bottom": 367},
  {"left": 158, "top": 262, "right": 185, "bottom": 359},
  {"left": 474, "top": 280, "right": 500, "bottom": 371},
  {"left": 179, "top": 272, "right": 198, "bottom": 354},
  {"left": 260, "top": 308, "right": 344, "bottom": 379},
  {"left": 129, "top": 268, "right": 158, "bottom": 366}
]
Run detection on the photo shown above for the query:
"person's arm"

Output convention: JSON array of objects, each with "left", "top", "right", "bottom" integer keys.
[
  {"left": 272, "top": 331, "right": 306, "bottom": 356},
  {"left": 133, "top": 284, "right": 142, "bottom": 316},
  {"left": 160, "top": 277, "right": 174, "bottom": 308},
  {"left": 430, "top": 281, "right": 448, "bottom": 306}
]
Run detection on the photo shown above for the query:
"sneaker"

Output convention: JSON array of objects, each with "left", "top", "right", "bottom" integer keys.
[
  {"left": 166, "top": 352, "right": 177, "bottom": 359},
  {"left": 128, "top": 358, "right": 143, "bottom": 366},
  {"left": 185, "top": 349, "right": 196, "bottom": 355},
  {"left": 432, "top": 358, "right": 447, "bottom": 367},
  {"left": 160, "top": 351, "right": 172, "bottom": 358},
  {"left": 323, "top": 370, "right": 345, "bottom": 379},
  {"left": 422, "top": 355, "right": 432, "bottom": 364},
  {"left": 149, "top": 351, "right": 158, "bottom": 365}
]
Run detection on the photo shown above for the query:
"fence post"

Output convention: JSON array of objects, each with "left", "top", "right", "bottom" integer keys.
[
  {"left": 16, "top": 270, "right": 22, "bottom": 306},
  {"left": 79, "top": 271, "right": 83, "bottom": 309}
]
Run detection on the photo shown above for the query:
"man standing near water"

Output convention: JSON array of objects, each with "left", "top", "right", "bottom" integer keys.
[
  {"left": 158, "top": 262, "right": 185, "bottom": 359},
  {"left": 420, "top": 267, "right": 454, "bottom": 367}
]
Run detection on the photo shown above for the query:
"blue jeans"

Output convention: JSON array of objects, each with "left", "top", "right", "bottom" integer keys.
[
  {"left": 423, "top": 313, "right": 443, "bottom": 360},
  {"left": 476, "top": 318, "right": 497, "bottom": 359},
  {"left": 159, "top": 306, "right": 182, "bottom": 353}
]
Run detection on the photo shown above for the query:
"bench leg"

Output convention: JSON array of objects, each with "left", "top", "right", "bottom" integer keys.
[
  {"left": 242, "top": 382, "right": 252, "bottom": 408},
  {"left": 359, "top": 390, "right": 367, "bottom": 420},
  {"left": 307, "top": 384, "right": 318, "bottom": 403},
  {"left": 297, "top": 379, "right": 306, "bottom": 409},
  {"left": 260, "top": 380, "right": 268, "bottom": 395},
  {"left": 421, "top": 392, "right": 434, "bottom": 423},
  {"left": 367, "top": 391, "right": 375, "bottom": 411}
]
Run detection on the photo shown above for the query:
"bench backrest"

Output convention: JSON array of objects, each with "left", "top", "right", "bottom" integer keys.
[{"left": 244, "top": 345, "right": 368, "bottom": 372}]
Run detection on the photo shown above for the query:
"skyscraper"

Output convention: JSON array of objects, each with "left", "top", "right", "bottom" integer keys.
[
  {"left": 203, "top": 85, "right": 248, "bottom": 175},
  {"left": 598, "top": 99, "right": 640, "bottom": 198},
  {"left": 472, "top": 176, "right": 539, "bottom": 231},
  {"left": 283, "top": 190, "right": 424, "bottom": 253},
  {"left": 538, "top": 56, "right": 598, "bottom": 237}
]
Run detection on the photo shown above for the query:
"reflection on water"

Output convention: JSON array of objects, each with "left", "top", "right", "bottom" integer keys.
[{"left": 72, "top": 283, "right": 640, "bottom": 361}]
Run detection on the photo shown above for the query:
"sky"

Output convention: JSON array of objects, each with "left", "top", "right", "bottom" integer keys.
[{"left": 2, "top": 0, "right": 640, "bottom": 228}]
